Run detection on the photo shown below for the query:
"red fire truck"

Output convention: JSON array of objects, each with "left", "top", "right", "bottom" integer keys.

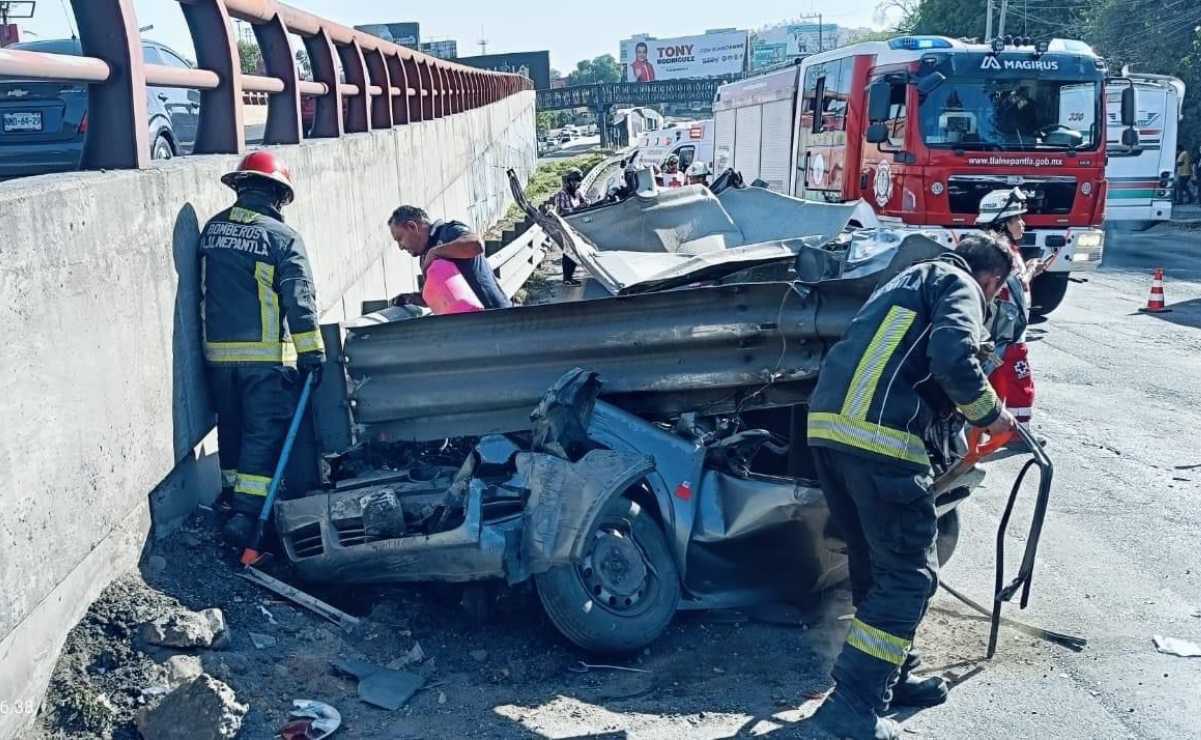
[{"left": 713, "top": 36, "right": 1138, "bottom": 315}]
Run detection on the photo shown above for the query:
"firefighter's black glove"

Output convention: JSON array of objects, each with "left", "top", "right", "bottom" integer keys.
[{"left": 297, "top": 353, "right": 324, "bottom": 389}]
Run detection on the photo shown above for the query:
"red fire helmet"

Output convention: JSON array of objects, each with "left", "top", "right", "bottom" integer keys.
[{"left": 221, "top": 150, "right": 295, "bottom": 204}]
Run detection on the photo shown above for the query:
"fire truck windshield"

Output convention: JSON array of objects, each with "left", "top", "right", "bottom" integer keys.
[{"left": 919, "top": 79, "right": 1099, "bottom": 152}]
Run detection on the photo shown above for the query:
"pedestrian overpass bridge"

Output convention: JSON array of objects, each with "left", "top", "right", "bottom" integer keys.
[
  {"left": 537, "top": 78, "right": 727, "bottom": 144},
  {"left": 0, "top": 4, "right": 534, "bottom": 736}
]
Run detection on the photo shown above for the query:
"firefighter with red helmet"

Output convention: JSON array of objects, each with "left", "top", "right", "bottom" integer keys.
[
  {"left": 200, "top": 150, "right": 325, "bottom": 545},
  {"left": 976, "top": 188, "right": 1048, "bottom": 443}
]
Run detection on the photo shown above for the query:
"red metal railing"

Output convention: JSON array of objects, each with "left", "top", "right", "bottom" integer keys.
[{"left": 0, "top": 0, "right": 532, "bottom": 170}]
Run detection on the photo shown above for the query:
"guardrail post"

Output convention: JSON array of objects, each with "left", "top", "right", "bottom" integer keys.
[
  {"left": 72, "top": 0, "right": 148, "bottom": 168},
  {"left": 253, "top": 11, "right": 301, "bottom": 145},
  {"left": 431, "top": 63, "right": 446, "bottom": 118},
  {"left": 337, "top": 38, "right": 369, "bottom": 133},
  {"left": 418, "top": 60, "right": 434, "bottom": 121},
  {"left": 179, "top": 0, "right": 244, "bottom": 154},
  {"left": 402, "top": 56, "right": 421, "bottom": 122},
  {"left": 385, "top": 53, "right": 408, "bottom": 124},
  {"left": 363, "top": 47, "right": 392, "bottom": 129},
  {"left": 304, "top": 27, "right": 342, "bottom": 138}
]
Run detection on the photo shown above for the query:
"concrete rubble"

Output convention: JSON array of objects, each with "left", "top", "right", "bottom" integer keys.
[
  {"left": 140, "top": 608, "right": 228, "bottom": 649},
  {"left": 162, "top": 655, "right": 204, "bottom": 689},
  {"left": 134, "top": 674, "right": 248, "bottom": 740}
]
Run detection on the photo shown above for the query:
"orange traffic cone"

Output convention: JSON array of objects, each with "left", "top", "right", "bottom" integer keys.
[{"left": 1140, "top": 267, "right": 1171, "bottom": 313}]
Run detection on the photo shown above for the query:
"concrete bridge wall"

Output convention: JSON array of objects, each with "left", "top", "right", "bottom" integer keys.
[{"left": 0, "top": 90, "right": 535, "bottom": 739}]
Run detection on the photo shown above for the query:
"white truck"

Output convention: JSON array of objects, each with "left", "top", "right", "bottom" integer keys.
[
  {"left": 1104, "top": 72, "right": 1185, "bottom": 230},
  {"left": 636, "top": 119, "right": 714, "bottom": 172}
]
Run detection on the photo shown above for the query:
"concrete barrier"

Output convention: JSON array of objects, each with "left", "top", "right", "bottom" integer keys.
[{"left": 0, "top": 90, "right": 535, "bottom": 739}]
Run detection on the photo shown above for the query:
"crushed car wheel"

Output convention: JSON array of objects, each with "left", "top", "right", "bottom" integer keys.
[{"left": 535, "top": 494, "right": 679, "bottom": 654}]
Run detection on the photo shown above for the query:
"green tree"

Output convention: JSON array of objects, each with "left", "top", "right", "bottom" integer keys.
[
  {"left": 237, "top": 39, "right": 262, "bottom": 75},
  {"left": 897, "top": 0, "right": 1093, "bottom": 41},
  {"left": 537, "top": 110, "right": 571, "bottom": 135},
  {"left": 1086, "top": 0, "right": 1201, "bottom": 151},
  {"left": 566, "top": 54, "right": 621, "bottom": 86}
]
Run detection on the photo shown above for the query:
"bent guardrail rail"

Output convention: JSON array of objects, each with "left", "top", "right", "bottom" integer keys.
[{"left": 0, "top": 0, "right": 532, "bottom": 170}]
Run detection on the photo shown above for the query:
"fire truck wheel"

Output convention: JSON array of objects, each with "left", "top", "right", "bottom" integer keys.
[{"left": 1031, "top": 273, "right": 1070, "bottom": 317}]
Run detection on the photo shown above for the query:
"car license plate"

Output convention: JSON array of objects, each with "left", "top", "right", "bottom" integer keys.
[{"left": 3, "top": 111, "right": 43, "bottom": 132}]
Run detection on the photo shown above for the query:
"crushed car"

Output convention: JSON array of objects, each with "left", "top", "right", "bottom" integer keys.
[{"left": 279, "top": 171, "right": 1003, "bottom": 653}]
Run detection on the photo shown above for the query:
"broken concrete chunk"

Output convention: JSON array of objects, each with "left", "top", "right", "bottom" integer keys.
[
  {"left": 141, "top": 608, "right": 228, "bottom": 649},
  {"left": 163, "top": 655, "right": 204, "bottom": 688},
  {"left": 1153, "top": 635, "right": 1201, "bottom": 658},
  {"left": 135, "top": 675, "right": 248, "bottom": 740}
]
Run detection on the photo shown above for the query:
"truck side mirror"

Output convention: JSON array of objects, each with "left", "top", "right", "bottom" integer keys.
[
  {"left": 866, "top": 122, "right": 889, "bottom": 144},
  {"left": 1121, "top": 85, "right": 1137, "bottom": 127},
  {"left": 867, "top": 81, "right": 891, "bottom": 123},
  {"left": 1121, "top": 127, "right": 1139, "bottom": 148}
]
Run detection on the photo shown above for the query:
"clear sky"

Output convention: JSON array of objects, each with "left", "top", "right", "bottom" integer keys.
[{"left": 17, "top": 0, "right": 892, "bottom": 71}]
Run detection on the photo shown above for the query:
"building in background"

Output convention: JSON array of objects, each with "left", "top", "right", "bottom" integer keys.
[
  {"left": 355, "top": 22, "right": 420, "bottom": 49},
  {"left": 458, "top": 50, "right": 551, "bottom": 89},
  {"left": 619, "top": 30, "right": 748, "bottom": 83},
  {"left": 420, "top": 39, "right": 458, "bottom": 59},
  {"left": 749, "top": 21, "right": 875, "bottom": 70},
  {"left": 609, "top": 107, "right": 664, "bottom": 148}
]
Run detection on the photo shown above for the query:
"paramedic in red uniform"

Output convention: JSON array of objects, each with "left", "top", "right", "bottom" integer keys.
[{"left": 976, "top": 188, "right": 1048, "bottom": 445}]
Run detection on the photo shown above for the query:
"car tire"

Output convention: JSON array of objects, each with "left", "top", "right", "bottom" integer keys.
[
  {"left": 1030, "top": 272, "right": 1070, "bottom": 317},
  {"left": 151, "top": 133, "right": 175, "bottom": 161},
  {"left": 936, "top": 508, "right": 960, "bottom": 567},
  {"left": 535, "top": 493, "right": 680, "bottom": 655}
]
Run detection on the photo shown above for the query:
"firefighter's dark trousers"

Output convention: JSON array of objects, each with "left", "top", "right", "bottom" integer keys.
[
  {"left": 208, "top": 364, "right": 298, "bottom": 515},
  {"left": 812, "top": 447, "right": 940, "bottom": 712}
]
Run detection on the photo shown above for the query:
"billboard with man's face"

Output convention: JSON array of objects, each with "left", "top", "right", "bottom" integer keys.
[{"left": 619, "top": 31, "right": 747, "bottom": 83}]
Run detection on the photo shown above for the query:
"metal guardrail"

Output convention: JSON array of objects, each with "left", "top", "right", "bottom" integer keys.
[
  {"left": 0, "top": 0, "right": 532, "bottom": 170},
  {"left": 489, "top": 222, "right": 547, "bottom": 298},
  {"left": 342, "top": 281, "right": 864, "bottom": 442}
]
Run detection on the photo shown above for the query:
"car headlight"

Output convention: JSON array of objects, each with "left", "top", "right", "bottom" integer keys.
[
  {"left": 1074, "top": 232, "right": 1103, "bottom": 250},
  {"left": 846, "top": 230, "right": 902, "bottom": 264}
]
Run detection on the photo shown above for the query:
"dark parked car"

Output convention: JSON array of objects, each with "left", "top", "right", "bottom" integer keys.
[{"left": 0, "top": 38, "right": 199, "bottom": 178}]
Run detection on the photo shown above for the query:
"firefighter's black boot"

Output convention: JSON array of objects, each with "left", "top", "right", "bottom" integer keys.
[
  {"left": 811, "top": 688, "right": 900, "bottom": 740},
  {"left": 889, "top": 651, "right": 948, "bottom": 708},
  {"left": 222, "top": 513, "right": 256, "bottom": 547}
]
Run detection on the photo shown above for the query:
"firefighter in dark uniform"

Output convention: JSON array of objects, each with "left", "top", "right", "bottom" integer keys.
[
  {"left": 807, "top": 234, "right": 1018, "bottom": 739},
  {"left": 200, "top": 151, "right": 325, "bottom": 545}
]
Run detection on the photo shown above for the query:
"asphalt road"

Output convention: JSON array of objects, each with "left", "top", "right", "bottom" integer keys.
[
  {"left": 896, "top": 221, "right": 1201, "bottom": 739},
  {"left": 493, "top": 221, "right": 1201, "bottom": 739}
]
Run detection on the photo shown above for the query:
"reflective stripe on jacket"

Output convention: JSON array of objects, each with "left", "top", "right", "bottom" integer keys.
[
  {"left": 807, "top": 252, "right": 1002, "bottom": 472},
  {"left": 200, "top": 193, "right": 324, "bottom": 365}
]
